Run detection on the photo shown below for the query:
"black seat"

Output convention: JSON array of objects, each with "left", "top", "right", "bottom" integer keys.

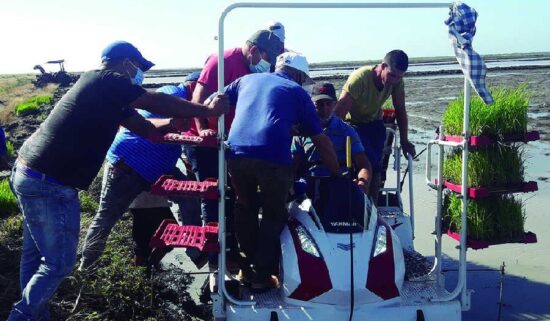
[{"left": 306, "top": 176, "right": 365, "bottom": 233}]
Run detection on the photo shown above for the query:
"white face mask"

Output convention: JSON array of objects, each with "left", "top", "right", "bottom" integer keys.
[{"left": 249, "top": 58, "right": 271, "bottom": 73}]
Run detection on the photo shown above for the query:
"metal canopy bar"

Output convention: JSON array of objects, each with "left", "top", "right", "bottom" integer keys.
[{"left": 215, "top": 1, "right": 452, "bottom": 312}]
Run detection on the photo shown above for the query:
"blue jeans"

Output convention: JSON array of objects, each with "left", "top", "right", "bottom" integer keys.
[
  {"left": 353, "top": 120, "right": 387, "bottom": 173},
  {"left": 8, "top": 168, "right": 80, "bottom": 321}
]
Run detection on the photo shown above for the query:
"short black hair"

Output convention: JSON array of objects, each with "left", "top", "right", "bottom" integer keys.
[{"left": 384, "top": 50, "right": 409, "bottom": 72}]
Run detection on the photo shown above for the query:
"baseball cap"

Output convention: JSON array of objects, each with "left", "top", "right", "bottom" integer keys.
[
  {"left": 311, "top": 83, "right": 337, "bottom": 102},
  {"left": 265, "top": 20, "right": 285, "bottom": 42},
  {"left": 101, "top": 41, "right": 154, "bottom": 71},
  {"left": 157, "top": 85, "right": 187, "bottom": 99},
  {"left": 275, "top": 51, "right": 314, "bottom": 85},
  {"left": 247, "top": 30, "right": 283, "bottom": 65},
  {"left": 183, "top": 71, "right": 201, "bottom": 82}
]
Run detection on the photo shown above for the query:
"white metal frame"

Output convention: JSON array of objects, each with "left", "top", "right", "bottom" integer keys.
[
  {"left": 213, "top": 2, "right": 466, "bottom": 318},
  {"left": 425, "top": 79, "right": 473, "bottom": 309}
]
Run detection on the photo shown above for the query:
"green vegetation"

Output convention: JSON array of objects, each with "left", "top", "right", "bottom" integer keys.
[
  {"left": 443, "top": 145, "right": 524, "bottom": 187},
  {"left": 0, "top": 179, "right": 19, "bottom": 218},
  {"left": 0, "top": 75, "right": 57, "bottom": 123},
  {"left": 6, "top": 141, "right": 15, "bottom": 158},
  {"left": 15, "top": 95, "right": 52, "bottom": 116},
  {"left": 443, "top": 84, "right": 529, "bottom": 137},
  {"left": 443, "top": 193, "right": 525, "bottom": 241},
  {"left": 79, "top": 192, "right": 99, "bottom": 214},
  {"left": 0, "top": 214, "right": 23, "bottom": 312}
]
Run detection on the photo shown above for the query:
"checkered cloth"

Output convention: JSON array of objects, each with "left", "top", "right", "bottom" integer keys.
[{"left": 445, "top": 2, "right": 494, "bottom": 104}]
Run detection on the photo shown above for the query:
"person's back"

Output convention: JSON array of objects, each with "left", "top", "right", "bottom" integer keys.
[{"left": 227, "top": 71, "right": 316, "bottom": 165}]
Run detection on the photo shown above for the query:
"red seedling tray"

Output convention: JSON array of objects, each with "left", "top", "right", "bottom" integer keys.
[
  {"left": 442, "top": 180, "right": 538, "bottom": 198},
  {"left": 163, "top": 132, "right": 218, "bottom": 148},
  {"left": 151, "top": 175, "right": 219, "bottom": 200},
  {"left": 446, "top": 230, "right": 537, "bottom": 250},
  {"left": 440, "top": 131, "right": 539, "bottom": 147},
  {"left": 149, "top": 219, "right": 219, "bottom": 253}
]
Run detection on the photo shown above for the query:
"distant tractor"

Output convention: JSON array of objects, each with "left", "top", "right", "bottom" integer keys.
[{"left": 33, "top": 60, "right": 78, "bottom": 87}]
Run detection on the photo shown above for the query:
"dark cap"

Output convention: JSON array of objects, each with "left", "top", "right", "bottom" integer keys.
[
  {"left": 183, "top": 71, "right": 201, "bottom": 82},
  {"left": 311, "top": 83, "right": 337, "bottom": 102},
  {"left": 101, "top": 41, "right": 154, "bottom": 71},
  {"left": 247, "top": 30, "right": 283, "bottom": 65}
]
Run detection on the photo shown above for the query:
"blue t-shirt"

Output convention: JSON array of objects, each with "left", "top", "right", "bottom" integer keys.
[
  {"left": 226, "top": 71, "right": 323, "bottom": 165},
  {"left": 292, "top": 115, "right": 364, "bottom": 177},
  {"left": 106, "top": 85, "right": 187, "bottom": 183}
]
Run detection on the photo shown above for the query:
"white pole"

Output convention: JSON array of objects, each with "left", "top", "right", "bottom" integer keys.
[{"left": 459, "top": 78, "right": 471, "bottom": 310}]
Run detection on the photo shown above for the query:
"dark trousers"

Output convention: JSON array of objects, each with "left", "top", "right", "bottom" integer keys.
[
  {"left": 130, "top": 207, "right": 174, "bottom": 258},
  {"left": 228, "top": 157, "right": 292, "bottom": 277}
]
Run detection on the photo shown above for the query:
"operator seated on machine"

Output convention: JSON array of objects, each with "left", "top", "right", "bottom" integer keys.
[{"left": 292, "top": 83, "right": 373, "bottom": 232}]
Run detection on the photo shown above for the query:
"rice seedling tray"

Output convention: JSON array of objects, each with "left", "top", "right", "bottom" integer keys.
[
  {"left": 446, "top": 230, "right": 537, "bottom": 250},
  {"left": 440, "top": 131, "right": 539, "bottom": 147},
  {"left": 151, "top": 175, "right": 219, "bottom": 200},
  {"left": 442, "top": 180, "right": 538, "bottom": 198},
  {"left": 149, "top": 219, "right": 219, "bottom": 252},
  {"left": 163, "top": 132, "right": 218, "bottom": 148}
]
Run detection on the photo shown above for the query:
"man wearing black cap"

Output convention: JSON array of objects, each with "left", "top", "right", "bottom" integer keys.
[
  {"left": 7, "top": 41, "right": 228, "bottom": 321},
  {"left": 292, "top": 83, "right": 372, "bottom": 195}
]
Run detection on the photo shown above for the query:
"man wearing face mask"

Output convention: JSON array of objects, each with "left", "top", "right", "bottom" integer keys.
[
  {"left": 188, "top": 29, "right": 282, "bottom": 234},
  {"left": 292, "top": 83, "right": 372, "bottom": 196},
  {"left": 224, "top": 52, "right": 341, "bottom": 291},
  {"left": 7, "top": 41, "right": 228, "bottom": 321},
  {"left": 334, "top": 50, "right": 415, "bottom": 203}
]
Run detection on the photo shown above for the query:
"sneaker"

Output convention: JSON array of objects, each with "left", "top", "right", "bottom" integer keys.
[{"left": 250, "top": 274, "right": 280, "bottom": 293}]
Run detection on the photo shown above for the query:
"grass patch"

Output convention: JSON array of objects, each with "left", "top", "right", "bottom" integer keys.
[
  {"left": 15, "top": 95, "right": 52, "bottom": 116},
  {"left": 6, "top": 141, "right": 15, "bottom": 158},
  {"left": 443, "top": 193, "right": 525, "bottom": 241},
  {"left": 0, "top": 179, "right": 19, "bottom": 218},
  {"left": 443, "top": 145, "right": 524, "bottom": 187},
  {"left": 0, "top": 75, "right": 57, "bottom": 123},
  {"left": 443, "top": 84, "right": 529, "bottom": 137},
  {"left": 79, "top": 192, "right": 99, "bottom": 214}
]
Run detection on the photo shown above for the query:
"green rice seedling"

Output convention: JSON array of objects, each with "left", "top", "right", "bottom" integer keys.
[
  {"left": 443, "top": 144, "right": 524, "bottom": 187},
  {"left": 443, "top": 84, "right": 529, "bottom": 137},
  {"left": 14, "top": 95, "right": 52, "bottom": 116},
  {"left": 0, "top": 179, "right": 19, "bottom": 218},
  {"left": 6, "top": 141, "right": 15, "bottom": 158},
  {"left": 443, "top": 193, "right": 525, "bottom": 241}
]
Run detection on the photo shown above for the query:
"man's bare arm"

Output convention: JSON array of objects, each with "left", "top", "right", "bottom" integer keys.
[
  {"left": 352, "top": 152, "right": 372, "bottom": 193},
  {"left": 130, "top": 90, "right": 228, "bottom": 119},
  {"left": 392, "top": 89, "right": 416, "bottom": 157},
  {"left": 334, "top": 90, "right": 354, "bottom": 119},
  {"left": 192, "top": 82, "right": 216, "bottom": 136}
]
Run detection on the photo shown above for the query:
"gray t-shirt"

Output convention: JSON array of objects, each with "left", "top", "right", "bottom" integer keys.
[{"left": 19, "top": 69, "right": 145, "bottom": 189}]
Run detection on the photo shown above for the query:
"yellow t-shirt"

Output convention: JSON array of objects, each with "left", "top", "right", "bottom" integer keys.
[{"left": 342, "top": 65, "right": 404, "bottom": 124}]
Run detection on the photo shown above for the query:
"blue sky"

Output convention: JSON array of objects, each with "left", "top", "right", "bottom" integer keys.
[{"left": 1, "top": 0, "right": 549, "bottom": 74}]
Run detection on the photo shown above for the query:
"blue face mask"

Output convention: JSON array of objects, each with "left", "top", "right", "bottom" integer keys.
[
  {"left": 249, "top": 58, "right": 271, "bottom": 73},
  {"left": 131, "top": 67, "right": 144, "bottom": 85},
  {"left": 127, "top": 60, "right": 144, "bottom": 85}
]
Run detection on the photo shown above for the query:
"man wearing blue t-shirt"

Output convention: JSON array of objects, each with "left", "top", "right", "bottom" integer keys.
[
  {"left": 292, "top": 82, "right": 372, "bottom": 196},
  {"left": 224, "top": 52, "right": 341, "bottom": 291},
  {"left": 79, "top": 85, "right": 201, "bottom": 270}
]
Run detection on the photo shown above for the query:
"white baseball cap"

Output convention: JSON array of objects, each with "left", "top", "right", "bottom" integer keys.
[
  {"left": 275, "top": 51, "right": 314, "bottom": 85},
  {"left": 265, "top": 20, "right": 285, "bottom": 42}
]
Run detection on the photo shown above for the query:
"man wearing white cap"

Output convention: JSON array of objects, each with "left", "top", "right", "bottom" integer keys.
[{"left": 223, "top": 52, "right": 341, "bottom": 291}]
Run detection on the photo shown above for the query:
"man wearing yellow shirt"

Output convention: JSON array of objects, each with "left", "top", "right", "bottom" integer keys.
[{"left": 334, "top": 50, "right": 415, "bottom": 201}]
